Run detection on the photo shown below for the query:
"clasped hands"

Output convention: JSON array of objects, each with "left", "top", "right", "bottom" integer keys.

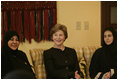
[{"left": 95, "top": 69, "right": 114, "bottom": 79}]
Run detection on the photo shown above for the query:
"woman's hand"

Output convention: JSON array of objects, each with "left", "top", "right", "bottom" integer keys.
[
  {"left": 75, "top": 71, "right": 81, "bottom": 79},
  {"left": 102, "top": 71, "right": 111, "bottom": 79},
  {"left": 94, "top": 72, "right": 102, "bottom": 79}
]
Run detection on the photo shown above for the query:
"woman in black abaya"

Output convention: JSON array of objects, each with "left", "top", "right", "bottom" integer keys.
[
  {"left": 89, "top": 27, "right": 117, "bottom": 79},
  {"left": 1, "top": 30, "right": 36, "bottom": 79}
]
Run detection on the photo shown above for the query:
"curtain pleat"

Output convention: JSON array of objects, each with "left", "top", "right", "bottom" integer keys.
[
  {"left": 7, "top": 11, "right": 11, "bottom": 30},
  {"left": 29, "top": 11, "right": 35, "bottom": 43},
  {"left": 22, "top": 11, "right": 25, "bottom": 42},
  {"left": 24, "top": 10, "right": 30, "bottom": 42},
  {"left": 40, "top": 10, "right": 44, "bottom": 41},
  {"left": 1, "top": 11, "right": 8, "bottom": 46},
  {"left": 2, "top": 11, "right": 5, "bottom": 37},
  {"left": 52, "top": 9, "right": 57, "bottom": 26},
  {"left": 2, "top": 11, "right": 8, "bottom": 37},
  {"left": 1, "top": 12, "right": 3, "bottom": 46},
  {"left": 49, "top": 10, "right": 53, "bottom": 40},
  {"left": 44, "top": 9, "right": 49, "bottom": 40},
  {"left": 11, "top": 11, "right": 16, "bottom": 31},
  {"left": 16, "top": 11, "right": 23, "bottom": 42},
  {"left": 4, "top": 11, "right": 8, "bottom": 33},
  {"left": 37, "top": 10, "right": 41, "bottom": 42}
]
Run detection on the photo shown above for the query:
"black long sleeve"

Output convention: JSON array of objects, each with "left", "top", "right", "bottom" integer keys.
[{"left": 89, "top": 49, "right": 101, "bottom": 79}]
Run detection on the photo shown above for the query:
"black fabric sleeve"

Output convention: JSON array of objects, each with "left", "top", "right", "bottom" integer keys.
[
  {"left": 89, "top": 49, "right": 101, "bottom": 79},
  {"left": 20, "top": 52, "right": 32, "bottom": 67},
  {"left": 73, "top": 49, "right": 80, "bottom": 73},
  {"left": 20, "top": 51, "right": 36, "bottom": 78}
]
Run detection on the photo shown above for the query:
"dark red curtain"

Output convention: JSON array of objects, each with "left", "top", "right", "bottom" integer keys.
[
  {"left": 36, "top": 10, "right": 41, "bottom": 42},
  {"left": 1, "top": 1, "right": 57, "bottom": 44},
  {"left": 1, "top": 11, "right": 8, "bottom": 46},
  {"left": 44, "top": 9, "right": 49, "bottom": 40}
]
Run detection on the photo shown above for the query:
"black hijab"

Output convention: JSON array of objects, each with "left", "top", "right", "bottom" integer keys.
[
  {"left": 2, "top": 30, "right": 19, "bottom": 56},
  {"left": 102, "top": 27, "right": 117, "bottom": 48},
  {"left": 102, "top": 27, "right": 117, "bottom": 62}
]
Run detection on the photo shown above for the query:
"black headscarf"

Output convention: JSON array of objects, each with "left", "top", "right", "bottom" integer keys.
[
  {"left": 2, "top": 30, "right": 19, "bottom": 56},
  {"left": 102, "top": 27, "right": 117, "bottom": 48}
]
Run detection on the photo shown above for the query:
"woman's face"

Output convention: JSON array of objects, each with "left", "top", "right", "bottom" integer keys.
[
  {"left": 8, "top": 35, "right": 20, "bottom": 50},
  {"left": 104, "top": 30, "right": 114, "bottom": 45},
  {"left": 52, "top": 30, "right": 65, "bottom": 46}
]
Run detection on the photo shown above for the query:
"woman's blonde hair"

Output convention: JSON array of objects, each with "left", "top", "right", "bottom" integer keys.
[{"left": 50, "top": 24, "right": 68, "bottom": 40}]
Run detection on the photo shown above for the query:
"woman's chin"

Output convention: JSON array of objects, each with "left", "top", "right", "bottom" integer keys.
[
  {"left": 10, "top": 47, "right": 17, "bottom": 50},
  {"left": 55, "top": 43, "right": 63, "bottom": 46}
]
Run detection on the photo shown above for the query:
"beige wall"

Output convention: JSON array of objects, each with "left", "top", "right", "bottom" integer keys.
[
  {"left": 18, "top": 1, "right": 101, "bottom": 64},
  {"left": 57, "top": 1, "right": 101, "bottom": 47}
]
